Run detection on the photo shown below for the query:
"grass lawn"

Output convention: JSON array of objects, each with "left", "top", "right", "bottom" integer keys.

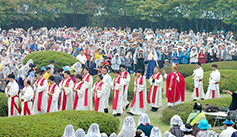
[{"left": 107, "top": 80, "right": 229, "bottom": 135}]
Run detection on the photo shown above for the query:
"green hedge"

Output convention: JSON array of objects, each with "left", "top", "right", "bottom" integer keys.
[
  {"left": 161, "top": 97, "right": 231, "bottom": 125},
  {"left": 161, "top": 61, "right": 237, "bottom": 78},
  {"left": 0, "top": 110, "right": 120, "bottom": 136},
  {"left": 0, "top": 93, "right": 8, "bottom": 117},
  {"left": 93, "top": 73, "right": 151, "bottom": 102},
  {"left": 23, "top": 51, "right": 79, "bottom": 70},
  {"left": 185, "top": 70, "right": 237, "bottom": 93}
]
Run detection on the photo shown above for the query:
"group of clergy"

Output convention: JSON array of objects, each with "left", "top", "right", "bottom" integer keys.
[{"left": 5, "top": 61, "right": 220, "bottom": 117}]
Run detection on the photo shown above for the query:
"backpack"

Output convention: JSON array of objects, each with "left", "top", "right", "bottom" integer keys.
[{"left": 203, "top": 104, "right": 219, "bottom": 112}]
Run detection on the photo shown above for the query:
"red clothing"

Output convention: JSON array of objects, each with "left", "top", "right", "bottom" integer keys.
[
  {"left": 103, "top": 62, "right": 110, "bottom": 66},
  {"left": 166, "top": 72, "right": 185, "bottom": 103},
  {"left": 84, "top": 49, "right": 91, "bottom": 61},
  {"left": 198, "top": 53, "right": 206, "bottom": 64}
]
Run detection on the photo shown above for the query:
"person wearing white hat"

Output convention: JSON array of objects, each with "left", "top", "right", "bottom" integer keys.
[{"left": 190, "top": 47, "right": 198, "bottom": 64}]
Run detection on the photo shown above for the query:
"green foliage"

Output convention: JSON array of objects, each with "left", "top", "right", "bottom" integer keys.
[
  {"left": 93, "top": 73, "right": 151, "bottom": 102},
  {"left": 0, "top": 110, "right": 120, "bottom": 136},
  {"left": 161, "top": 97, "right": 231, "bottom": 125},
  {"left": 185, "top": 70, "right": 237, "bottom": 93},
  {"left": 0, "top": 93, "right": 8, "bottom": 117},
  {"left": 161, "top": 61, "right": 237, "bottom": 78},
  {"left": 23, "top": 51, "right": 79, "bottom": 70}
]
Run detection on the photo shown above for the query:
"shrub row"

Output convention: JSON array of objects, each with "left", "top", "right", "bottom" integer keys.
[
  {"left": 0, "top": 93, "right": 8, "bottom": 117},
  {"left": 161, "top": 97, "right": 231, "bottom": 125},
  {"left": 0, "top": 110, "right": 120, "bottom": 136},
  {"left": 161, "top": 61, "right": 237, "bottom": 78},
  {"left": 23, "top": 51, "right": 79, "bottom": 70},
  {"left": 185, "top": 70, "right": 237, "bottom": 93}
]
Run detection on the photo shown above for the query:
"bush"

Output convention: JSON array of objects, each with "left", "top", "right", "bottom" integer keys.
[
  {"left": 161, "top": 61, "right": 237, "bottom": 78},
  {"left": 0, "top": 110, "right": 120, "bottom": 136},
  {"left": 185, "top": 70, "right": 237, "bottom": 93},
  {"left": 161, "top": 97, "right": 231, "bottom": 125},
  {"left": 0, "top": 93, "right": 8, "bottom": 117},
  {"left": 93, "top": 73, "right": 151, "bottom": 102},
  {"left": 23, "top": 51, "right": 79, "bottom": 70}
]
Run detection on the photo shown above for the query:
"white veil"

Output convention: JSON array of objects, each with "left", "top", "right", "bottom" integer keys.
[{"left": 63, "top": 125, "right": 75, "bottom": 137}]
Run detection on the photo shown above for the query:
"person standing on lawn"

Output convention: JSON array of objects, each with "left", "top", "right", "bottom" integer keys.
[
  {"left": 111, "top": 70, "right": 123, "bottom": 117},
  {"left": 127, "top": 69, "right": 147, "bottom": 115},
  {"left": 148, "top": 66, "right": 163, "bottom": 112},
  {"left": 206, "top": 64, "right": 220, "bottom": 99},
  {"left": 162, "top": 62, "right": 185, "bottom": 107},
  {"left": 101, "top": 67, "right": 112, "bottom": 113},
  {"left": 192, "top": 62, "right": 205, "bottom": 101},
  {"left": 82, "top": 67, "right": 93, "bottom": 111},
  {"left": 20, "top": 80, "right": 34, "bottom": 115},
  {"left": 119, "top": 64, "right": 130, "bottom": 109}
]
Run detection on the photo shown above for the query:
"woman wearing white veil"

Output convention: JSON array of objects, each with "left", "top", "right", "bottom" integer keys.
[
  {"left": 73, "top": 62, "right": 82, "bottom": 74},
  {"left": 85, "top": 123, "right": 101, "bottom": 137},
  {"left": 109, "top": 133, "right": 117, "bottom": 137},
  {"left": 75, "top": 128, "right": 85, "bottom": 137},
  {"left": 63, "top": 125, "right": 75, "bottom": 137},
  {"left": 137, "top": 113, "right": 153, "bottom": 137},
  {"left": 118, "top": 116, "right": 136, "bottom": 137},
  {"left": 169, "top": 115, "right": 184, "bottom": 137},
  {"left": 101, "top": 133, "right": 108, "bottom": 137},
  {"left": 163, "top": 131, "right": 176, "bottom": 137},
  {"left": 150, "top": 127, "right": 162, "bottom": 137}
]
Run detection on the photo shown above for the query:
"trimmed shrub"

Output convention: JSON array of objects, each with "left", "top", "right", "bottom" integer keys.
[
  {"left": 185, "top": 70, "right": 237, "bottom": 93},
  {"left": 161, "top": 97, "right": 231, "bottom": 125},
  {"left": 161, "top": 61, "right": 237, "bottom": 78},
  {"left": 0, "top": 110, "right": 120, "bottom": 136},
  {"left": 23, "top": 51, "right": 79, "bottom": 70},
  {"left": 0, "top": 93, "right": 8, "bottom": 116},
  {"left": 93, "top": 73, "right": 151, "bottom": 102}
]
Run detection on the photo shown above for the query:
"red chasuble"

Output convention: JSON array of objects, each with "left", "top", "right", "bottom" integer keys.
[
  {"left": 112, "top": 76, "right": 121, "bottom": 110},
  {"left": 83, "top": 74, "right": 91, "bottom": 106},
  {"left": 148, "top": 73, "right": 161, "bottom": 104},
  {"left": 166, "top": 72, "right": 185, "bottom": 103},
  {"left": 33, "top": 78, "right": 46, "bottom": 111}
]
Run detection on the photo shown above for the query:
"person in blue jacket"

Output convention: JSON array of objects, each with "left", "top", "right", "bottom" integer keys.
[
  {"left": 179, "top": 49, "right": 189, "bottom": 64},
  {"left": 170, "top": 47, "right": 180, "bottom": 64}
]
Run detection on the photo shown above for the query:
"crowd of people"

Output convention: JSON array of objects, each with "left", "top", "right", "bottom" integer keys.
[
  {"left": 61, "top": 102, "right": 237, "bottom": 137},
  {"left": 1, "top": 26, "right": 237, "bottom": 136}
]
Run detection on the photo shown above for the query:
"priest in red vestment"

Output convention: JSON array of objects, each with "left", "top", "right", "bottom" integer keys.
[{"left": 162, "top": 62, "right": 185, "bottom": 107}]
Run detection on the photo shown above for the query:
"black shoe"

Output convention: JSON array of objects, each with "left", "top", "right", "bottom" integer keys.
[
  {"left": 151, "top": 107, "right": 158, "bottom": 112},
  {"left": 201, "top": 98, "right": 204, "bottom": 100},
  {"left": 117, "top": 113, "right": 121, "bottom": 116},
  {"left": 193, "top": 99, "right": 197, "bottom": 101},
  {"left": 125, "top": 104, "right": 130, "bottom": 110},
  {"left": 113, "top": 114, "right": 117, "bottom": 117},
  {"left": 104, "top": 108, "right": 108, "bottom": 113},
  {"left": 127, "top": 112, "right": 134, "bottom": 115}
]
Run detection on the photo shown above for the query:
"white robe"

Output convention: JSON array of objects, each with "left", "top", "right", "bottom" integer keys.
[
  {"left": 192, "top": 67, "right": 205, "bottom": 99},
  {"left": 83, "top": 73, "right": 93, "bottom": 111},
  {"left": 93, "top": 81, "right": 106, "bottom": 113},
  {"left": 59, "top": 78, "right": 74, "bottom": 110},
  {"left": 32, "top": 78, "right": 48, "bottom": 115},
  {"left": 20, "top": 86, "right": 34, "bottom": 116},
  {"left": 130, "top": 76, "right": 147, "bottom": 115},
  {"left": 111, "top": 77, "right": 123, "bottom": 114},
  {"left": 120, "top": 71, "right": 130, "bottom": 107},
  {"left": 73, "top": 81, "right": 85, "bottom": 110},
  {"left": 5, "top": 81, "right": 19, "bottom": 117},
  {"left": 102, "top": 73, "right": 111, "bottom": 109},
  {"left": 46, "top": 83, "right": 60, "bottom": 113},
  {"left": 148, "top": 72, "right": 163, "bottom": 108},
  {"left": 206, "top": 69, "right": 220, "bottom": 99}
]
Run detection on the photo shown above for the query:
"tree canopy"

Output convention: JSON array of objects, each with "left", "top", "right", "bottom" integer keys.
[{"left": 0, "top": 0, "right": 237, "bottom": 30}]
